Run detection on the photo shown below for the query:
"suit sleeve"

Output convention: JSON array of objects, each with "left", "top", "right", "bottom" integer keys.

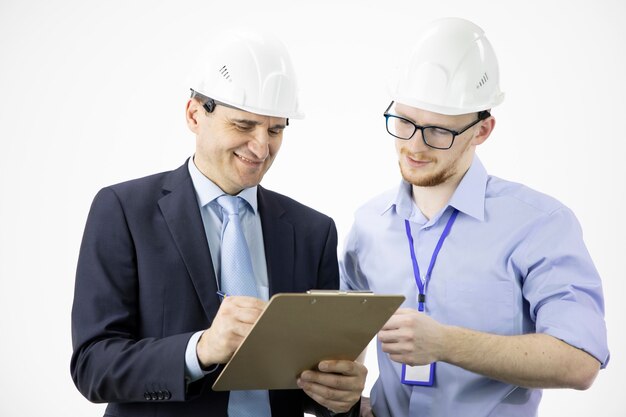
[{"left": 70, "top": 187, "right": 193, "bottom": 403}]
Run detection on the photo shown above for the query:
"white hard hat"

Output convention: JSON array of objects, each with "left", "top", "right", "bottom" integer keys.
[
  {"left": 389, "top": 17, "right": 505, "bottom": 115},
  {"left": 192, "top": 29, "right": 303, "bottom": 119}
]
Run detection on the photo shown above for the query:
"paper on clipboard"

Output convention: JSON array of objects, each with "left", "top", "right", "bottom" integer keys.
[{"left": 212, "top": 291, "right": 404, "bottom": 391}]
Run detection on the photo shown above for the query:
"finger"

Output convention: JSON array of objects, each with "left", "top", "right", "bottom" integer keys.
[
  {"left": 211, "top": 311, "right": 256, "bottom": 338},
  {"left": 299, "top": 370, "right": 360, "bottom": 392},
  {"left": 381, "top": 344, "right": 406, "bottom": 357},
  {"left": 300, "top": 387, "right": 353, "bottom": 414},
  {"left": 231, "top": 307, "right": 264, "bottom": 325},
  {"left": 216, "top": 300, "right": 265, "bottom": 325},
  {"left": 222, "top": 295, "right": 267, "bottom": 310},
  {"left": 380, "top": 339, "right": 416, "bottom": 355},
  {"left": 317, "top": 360, "right": 367, "bottom": 376},
  {"left": 388, "top": 353, "right": 419, "bottom": 365},
  {"left": 298, "top": 379, "right": 357, "bottom": 413},
  {"left": 381, "top": 308, "right": 417, "bottom": 330},
  {"left": 379, "top": 340, "right": 396, "bottom": 354},
  {"left": 298, "top": 376, "right": 348, "bottom": 398},
  {"left": 379, "top": 329, "right": 416, "bottom": 346},
  {"left": 378, "top": 328, "right": 402, "bottom": 343},
  {"left": 381, "top": 316, "right": 403, "bottom": 331},
  {"left": 226, "top": 321, "right": 255, "bottom": 339}
]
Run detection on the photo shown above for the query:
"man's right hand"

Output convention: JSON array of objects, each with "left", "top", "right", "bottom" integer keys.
[{"left": 196, "top": 296, "right": 266, "bottom": 367}]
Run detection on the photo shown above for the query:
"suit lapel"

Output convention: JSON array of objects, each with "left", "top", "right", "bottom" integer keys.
[
  {"left": 258, "top": 186, "right": 295, "bottom": 295},
  {"left": 158, "top": 162, "right": 220, "bottom": 322}
]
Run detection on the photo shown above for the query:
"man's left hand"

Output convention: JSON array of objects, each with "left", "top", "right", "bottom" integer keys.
[{"left": 297, "top": 360, "right": 367, "bottom": 414}]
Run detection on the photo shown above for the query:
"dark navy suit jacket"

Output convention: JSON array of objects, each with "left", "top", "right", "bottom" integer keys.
[{"left": 71, "top": 161, "right": 348, "bottom": 417}]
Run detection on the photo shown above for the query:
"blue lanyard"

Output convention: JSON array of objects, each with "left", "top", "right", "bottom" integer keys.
[{"left": 404, "top": 209, "right": 459, "bottom": 312}]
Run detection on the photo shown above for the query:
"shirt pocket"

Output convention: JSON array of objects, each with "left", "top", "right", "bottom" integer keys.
[{"left": 444, "top": 278, "right": 518, "bottom": 335}]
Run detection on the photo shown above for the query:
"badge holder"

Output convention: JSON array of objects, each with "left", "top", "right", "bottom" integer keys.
[{"left": 401, "top": 363, "right": 435, "bottom": 386}]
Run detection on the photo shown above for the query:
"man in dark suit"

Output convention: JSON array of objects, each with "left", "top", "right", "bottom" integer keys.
[{"left": 70, "top": 29, "right": 366, "bottom": 417}]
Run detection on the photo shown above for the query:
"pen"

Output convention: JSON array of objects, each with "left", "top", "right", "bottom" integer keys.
[{"left": 216, "top": 290, "right": 228, "bottom": 300}]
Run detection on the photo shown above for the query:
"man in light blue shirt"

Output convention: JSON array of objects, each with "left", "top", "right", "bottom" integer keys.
[{"left": 340, "top": 18, "right": 609, "bottom": 417}]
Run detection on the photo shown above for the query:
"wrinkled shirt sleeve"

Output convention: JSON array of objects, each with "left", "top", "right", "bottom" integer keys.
[
  {"left": 340, "top": 223, "right": 371, "bottom": 292},
  {"left": 521, "top": 206, "right": 609, "bottom": 367}
]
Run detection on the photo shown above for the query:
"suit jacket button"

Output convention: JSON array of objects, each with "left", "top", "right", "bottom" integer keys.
[
  {"left": 157, "top": 391, "right": 165, "bottom": 400},
  {"left": 144, "top": 392, "right": 152, "bottom": 401},
  {"left": 150, "top": 392, "right": 159, "bottom": 401},
  {"left": 164, "top": 390, "right": 171, "bottom": 400}
]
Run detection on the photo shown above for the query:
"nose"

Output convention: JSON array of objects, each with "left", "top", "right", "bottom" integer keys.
[
  {"left": 406, "top": 129, "right": 429, "bottom": 152},
  {"left": 248, "top": 131, "right": 270, "bottom": 160}
]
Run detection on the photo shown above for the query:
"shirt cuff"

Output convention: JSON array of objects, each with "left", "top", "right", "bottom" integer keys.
[{"left": 184, "top": 330, "right": 219, "bottom": 383}]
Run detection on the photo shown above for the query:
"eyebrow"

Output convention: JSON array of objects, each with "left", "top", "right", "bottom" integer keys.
[
  {"left": 231, "top": 118, "right": 287, "bottom": 130},
  {"left": 394, "top": 112, "right": 457, "bottom": 130}
]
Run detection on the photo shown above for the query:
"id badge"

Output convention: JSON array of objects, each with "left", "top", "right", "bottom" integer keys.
[{"left": 401, "top": 362, "right": 435, "bottom": 386}]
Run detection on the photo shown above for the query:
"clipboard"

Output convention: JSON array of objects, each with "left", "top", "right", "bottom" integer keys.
[{"left": 212, "top": 291, "right": 404, "bottom": 391}]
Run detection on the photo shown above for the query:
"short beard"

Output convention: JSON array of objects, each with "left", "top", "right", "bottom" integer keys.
[
  {"left": 399, "top": 161, "right": 456, "bottom": 187},
  {"left": 398, "top": 136, "right": 473, "bottom": 187}
]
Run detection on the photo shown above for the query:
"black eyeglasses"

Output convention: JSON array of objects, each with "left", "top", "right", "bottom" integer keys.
[{"left": 383, "top": 101, "right": 490, "bottom": 150}]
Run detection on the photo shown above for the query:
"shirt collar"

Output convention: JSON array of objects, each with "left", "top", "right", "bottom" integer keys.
[
  {"left": 383, "top": 155, "right": 487, "bottom": 223},
  {"left": 448, "top": 156, "right": 487, "bottom": 221},
  {"left": 187, "top": 156, "right": 258, "bottom": 214},
  {"left": 385, "top": 181, "right": 413, "bottom": 220}
]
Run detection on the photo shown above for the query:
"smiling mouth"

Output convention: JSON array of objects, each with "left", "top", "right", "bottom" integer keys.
[
  {"left": 235, "top": 153, "right": 263, "bottom": 165},
  {"left": 405, "top": 155, "right": 434, "bottom": 165}
]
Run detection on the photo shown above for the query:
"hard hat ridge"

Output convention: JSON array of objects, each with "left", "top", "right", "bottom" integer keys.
[
  {"left": 389, "top": 17, "right": 504, "bottom": 115},
  {"left": 191, "top": 28, "right": 304, "bottom": 119}
]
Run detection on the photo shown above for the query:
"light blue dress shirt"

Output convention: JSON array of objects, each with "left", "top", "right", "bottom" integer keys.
[
  {"left": 340, "top": 156, "right": 609, "bottom": 417},
  {"left": 183, "top": 157, "right": 270, "bottom": 408}
]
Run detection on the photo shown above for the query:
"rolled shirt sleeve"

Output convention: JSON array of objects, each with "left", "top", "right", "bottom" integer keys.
[{"left": 521, "top": 206, "right": 609, "bottom": 367}]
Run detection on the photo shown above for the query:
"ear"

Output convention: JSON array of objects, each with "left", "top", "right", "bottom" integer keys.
[
  {"left": 185, "top": 98, "right": 202, "bottom": 133},
  {"left": 472, "top": 116, "right": 496, "bottom": 146}
]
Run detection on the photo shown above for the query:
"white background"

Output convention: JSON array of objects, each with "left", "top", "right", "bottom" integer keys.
[{"left": 1, "top": 1, "right": 624, "bottom": 416}]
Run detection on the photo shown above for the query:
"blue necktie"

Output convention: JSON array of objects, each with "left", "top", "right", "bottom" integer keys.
[{"left": 217, "top": 195, "right": 271, "bottom": 417}]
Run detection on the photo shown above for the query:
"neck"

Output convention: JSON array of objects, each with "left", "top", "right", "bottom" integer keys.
[
  {"left": 412, "top": 161, "right": 472, "bottom": 219},
  {"left": 411, "top": 181, "right": 459, "bottom": 220}
]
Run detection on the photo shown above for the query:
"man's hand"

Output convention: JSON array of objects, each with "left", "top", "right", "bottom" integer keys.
[
  {"left": 378, "top": 308, "right": 447, "bottom": 366},
  {"left": 297, "top": 360, "right": 367, "bottom": 413},
  {"left": 379, "top": 308, "right": 602, "bottom": 390},
  {"left": 196, "top": 296, "right": 266, "bottom": 367}
]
